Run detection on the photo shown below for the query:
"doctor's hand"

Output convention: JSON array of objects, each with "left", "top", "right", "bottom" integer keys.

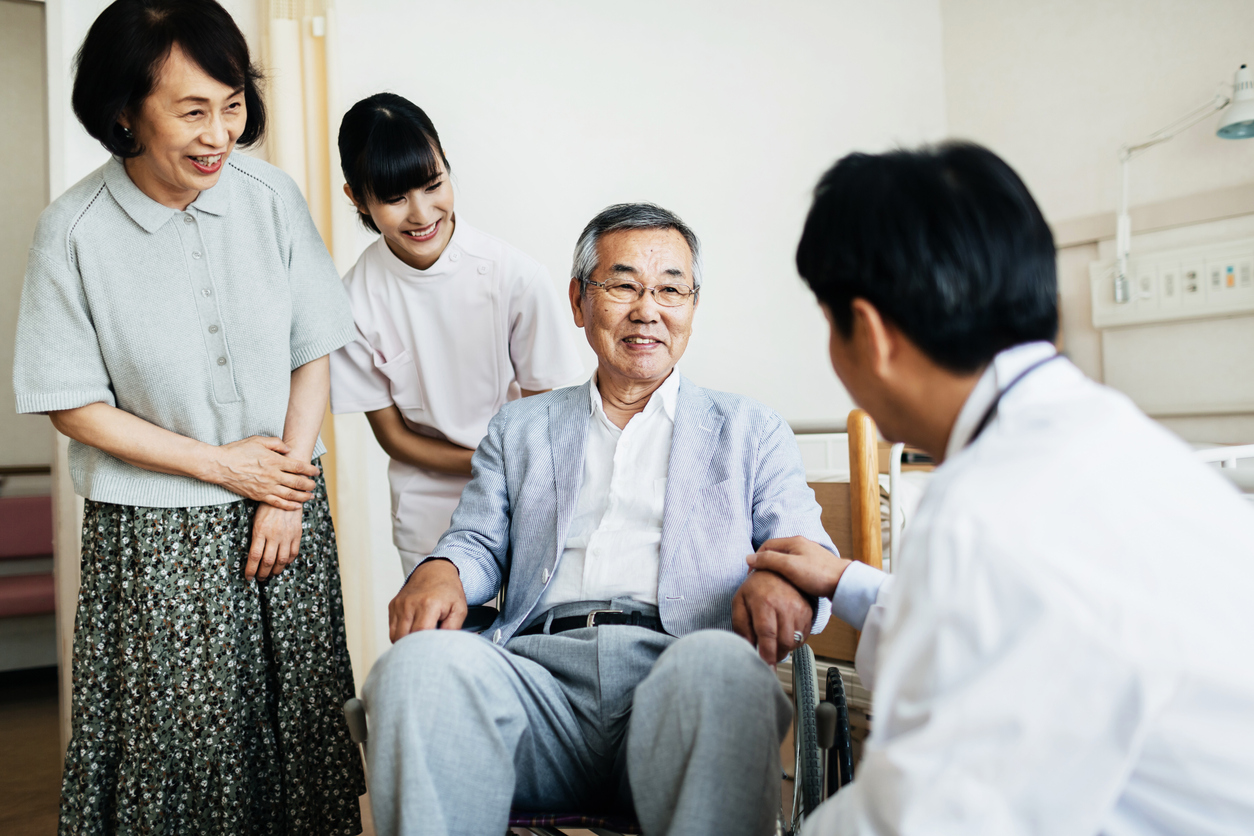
[
  {"left": 747, "top": 536, "right": 853, "bottom": 601},
  {"left": 388, "top": 558, "right": 468, "bottom": 642},
  {"left": 732, "top": 569, "right": 815, "bottom": 666}
]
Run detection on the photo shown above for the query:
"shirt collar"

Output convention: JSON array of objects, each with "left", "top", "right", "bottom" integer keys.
[
  {"left": 944, "top": 341, "right": 1058, "bottom": 461},
  {"left": 587, "top": 368, "right": 681, "bottom": 426},
  {"left": 103, "top": 155, "right": 233, "bottom": 233}
]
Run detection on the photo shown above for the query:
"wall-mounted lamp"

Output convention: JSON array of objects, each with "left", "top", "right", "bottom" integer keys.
[{"left": 1114, "top": 64, "right": 1254, "bottom": 304}]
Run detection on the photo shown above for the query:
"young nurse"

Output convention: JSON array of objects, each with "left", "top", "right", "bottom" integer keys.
[{"left": 330, "top": 93, "right": 583, "bottom": 575}]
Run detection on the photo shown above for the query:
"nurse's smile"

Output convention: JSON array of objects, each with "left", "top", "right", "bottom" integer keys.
[{"left": 402, "top": 220, "right": 440, "bottom": 242}]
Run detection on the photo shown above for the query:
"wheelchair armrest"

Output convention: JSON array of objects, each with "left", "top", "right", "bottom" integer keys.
[{"left": 460, "top": 605, "right": 499, "bottom": 634}]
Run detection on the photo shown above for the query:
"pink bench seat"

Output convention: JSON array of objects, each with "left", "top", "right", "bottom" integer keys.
[{"left": 0, "top": 574, "right": 55, "bottom": 617}]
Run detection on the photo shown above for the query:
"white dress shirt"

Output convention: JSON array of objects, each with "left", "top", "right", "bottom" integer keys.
[
  {"left": 329, "top": 222, "right": 583, "bottom": 572},
  {"left": 535, "top": 371, "right": 681, "bottom": 611},
  {"left": 810, "top": 341, "right": 1254, "bottom": 835}
]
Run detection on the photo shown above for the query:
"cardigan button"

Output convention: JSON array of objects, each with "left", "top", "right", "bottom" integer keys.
[
  {"left": 183, "top": 215, "right": 194, "bottom": 224},
  {"left": 192, "top": 251, "right": 202, "bottom": 259},
  {"left": 216, "top": 357, "right": 227, "bottom": 366}
]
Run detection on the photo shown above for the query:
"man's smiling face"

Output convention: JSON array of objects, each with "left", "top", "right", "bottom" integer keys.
[{"left": 569, "top": 227, "right": 699, "bottom": 389}]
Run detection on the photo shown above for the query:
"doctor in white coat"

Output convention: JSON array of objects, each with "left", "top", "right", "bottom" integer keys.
[{"left": 751, "top": 142, "right": 1254, "bottom": 835}]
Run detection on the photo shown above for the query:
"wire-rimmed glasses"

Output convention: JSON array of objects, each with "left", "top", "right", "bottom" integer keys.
[{"left": 583, "top": 278, "right": 698, "bottom": 307}]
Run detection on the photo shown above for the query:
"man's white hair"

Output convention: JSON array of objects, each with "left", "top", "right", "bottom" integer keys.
[{"left": 572, "top": 203, "right": 703, "bottom": 291}]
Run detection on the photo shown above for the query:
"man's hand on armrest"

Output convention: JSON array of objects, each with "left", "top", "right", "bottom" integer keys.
[
  {"left": 388, "top": 558, "right": 468, "bottom": 642},
  {"left": 747, "top": 536, "right": 853, "bottom": 601},
  {"left": 731, "top": 570, "right": 815, "bottom": 667}
]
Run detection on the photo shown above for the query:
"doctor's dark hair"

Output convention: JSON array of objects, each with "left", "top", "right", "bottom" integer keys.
[
  {"left": 795, "top": 142, "right": 1057, "bottom": 374},
  {"left": 72, "top": 0, "right": 266, "bottom": 158},
  {"left": 572, "top": 203, "right": 703, "bottom": 294},
  {"left": 338, "top": 93, "right": 450, "bottom": 234}
]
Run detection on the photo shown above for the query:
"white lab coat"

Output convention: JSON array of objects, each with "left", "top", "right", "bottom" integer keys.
[{"left": 808, "top": 342, "right": 1254, "bottom": 836}]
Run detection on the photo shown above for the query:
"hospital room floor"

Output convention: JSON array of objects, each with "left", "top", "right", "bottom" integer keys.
[{"left": 0, "top": 666, "right": 60, "bottom": 836}]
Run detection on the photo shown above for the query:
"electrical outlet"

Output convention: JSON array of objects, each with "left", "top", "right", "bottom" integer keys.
[{"left": 1182, "top": 262, "right": 1205, "bottom": 309}]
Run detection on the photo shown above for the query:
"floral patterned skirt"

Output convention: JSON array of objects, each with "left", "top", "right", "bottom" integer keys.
[{"left": 59, "top": 468, "right": 365, "bottom": 835}]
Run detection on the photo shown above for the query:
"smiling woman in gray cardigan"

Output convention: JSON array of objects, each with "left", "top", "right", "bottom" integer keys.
[{"left": 12, "top": 1, "right": 365, "bottom": 832}]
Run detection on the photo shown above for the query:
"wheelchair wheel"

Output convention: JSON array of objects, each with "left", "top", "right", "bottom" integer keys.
[
  {"left": 824, "top": 666, "right": 854, "bottom": 793},
  {"left": 791, "top": 643, "right": 823, "bottom": 826}
]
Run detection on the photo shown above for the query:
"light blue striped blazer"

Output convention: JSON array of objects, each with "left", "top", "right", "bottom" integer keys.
[{"left": 431, "top": 374, "right": 836, "bottom": 642}]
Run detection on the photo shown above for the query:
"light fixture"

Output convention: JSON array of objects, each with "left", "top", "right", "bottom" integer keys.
[{"left": 1114, "top": 64, "right": 1254, "bottom": 304}]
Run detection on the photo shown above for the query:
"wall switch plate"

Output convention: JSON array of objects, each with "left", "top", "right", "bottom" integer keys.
[{"left": 1091, "top": 237, "right": 1254, "bottom": 328}]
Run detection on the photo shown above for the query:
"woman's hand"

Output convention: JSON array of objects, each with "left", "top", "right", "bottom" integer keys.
[
  {"left": 246, "top": 504, "right": 304, "bottom": 580},
  {"left": 208, "top": 436, "right": 321, "bottom": 511}
]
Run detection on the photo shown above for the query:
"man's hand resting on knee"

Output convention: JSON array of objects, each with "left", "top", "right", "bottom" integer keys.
[
  {"left": 731, "top": 569, "right": 816, "bottom": 666},
  {"left": 388, "top": 558, "right": 468, "bottom": 642}
]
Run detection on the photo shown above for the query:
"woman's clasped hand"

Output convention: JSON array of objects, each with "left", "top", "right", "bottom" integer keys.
[{"left": 207, "top": 435, "right": 322, "bottom": 511}]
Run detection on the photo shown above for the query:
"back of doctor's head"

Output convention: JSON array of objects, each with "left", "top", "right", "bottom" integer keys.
[
  {"left": 338, "top": 92, "right": 449, "bottom": 233},
  {"left": 795, "top": 142, "right": 1057, "bottom": 374}
]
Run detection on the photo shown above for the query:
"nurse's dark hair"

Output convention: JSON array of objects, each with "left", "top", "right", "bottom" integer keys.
[
  {"left": 72, "top": 0, "right": 266, "bottom": 158},
  {"left": 338, "top": 93, "right": 450, "bottom": 234},
  {"left": 795, "top": 142, "right": 1057, "bottom": 374}
]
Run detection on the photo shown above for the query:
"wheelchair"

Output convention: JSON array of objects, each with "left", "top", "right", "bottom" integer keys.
[{"left": 343, "top": 607, "right": 855, "bottom": 835}]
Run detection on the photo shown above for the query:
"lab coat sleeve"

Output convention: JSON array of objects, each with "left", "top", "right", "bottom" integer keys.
[
  {"left": 803, "top": 520, "right": 1162, "bottom": 836},
  {"left": 828, "top": 569, "right": 892, "bottom": 693}
]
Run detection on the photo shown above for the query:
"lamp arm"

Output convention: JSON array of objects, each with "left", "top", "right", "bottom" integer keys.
[{"left": 1114, "top": 89, "right": 1231, "bottom": 303}]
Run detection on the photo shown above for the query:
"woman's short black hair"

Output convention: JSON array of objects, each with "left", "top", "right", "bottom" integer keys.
[
  {"left": 795, "top": 142, "right": 1057, "bottom": 374},
  {"left": 338, "top": 93, "right": 450, "bottom": 234},
  {"left": 72, "top": 0, "right": 265, "bottom": 158}
]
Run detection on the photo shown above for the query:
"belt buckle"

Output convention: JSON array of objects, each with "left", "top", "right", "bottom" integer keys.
[{"left": 585, "top": 608, "right": 623, "bottom": 628}]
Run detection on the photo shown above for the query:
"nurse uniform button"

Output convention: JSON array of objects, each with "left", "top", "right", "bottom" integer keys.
[
  {"left": 477, "top": 264, "right": 489, "bottom": 274},
  {"left": 492, "top": 628, "right": 502, "bottom": 644},
  {"left": 449, "top": 250, "right": 461, "bottom": 262}
]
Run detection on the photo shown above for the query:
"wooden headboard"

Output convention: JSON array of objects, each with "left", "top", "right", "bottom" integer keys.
[{"left": 805, "top": 408, "right": 882, "bottom": 662}]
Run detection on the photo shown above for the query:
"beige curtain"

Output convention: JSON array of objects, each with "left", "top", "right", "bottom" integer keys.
[{"left": 261, "top": 0, "right": 376, "bottom": 699}]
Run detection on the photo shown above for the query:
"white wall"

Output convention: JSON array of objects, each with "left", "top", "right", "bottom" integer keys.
[
  {"left": 941, "top": 0, "right": 1254, "bottom": 225},
  {"left": 334, "top": 0, "right": 948, "bottom": 427}
]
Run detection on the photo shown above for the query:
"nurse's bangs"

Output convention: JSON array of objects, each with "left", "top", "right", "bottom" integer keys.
[
  {"left": 338, "top": 93, "right": 451, "bottom": 233},
  {"left": 355, "top": 117, "right": 447, "bottom": 202}
]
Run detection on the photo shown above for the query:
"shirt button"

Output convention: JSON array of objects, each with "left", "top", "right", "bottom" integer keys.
[
  {"left": 208, "top": 325, "right": 219, "bottom": 334},
  {"left": 449, "top": 251, "right": 460, "bottom": 262},
  {"left": 202, "top": 288, "right": 212, "bottom": 297},
  {"left": 216, "top": 357, "right": 227, "bottom": 366},
  {"left": 183, "top": 215, "right": 194, "bottom": 225},
  {"left": 492, "top": 629, "right": 502, "bottom": 644},
  {"left": 477, "top": 264, "right": 488, "bottom": 275},
  {"left": 541, "top": 568, "right": 550, "bottom": 583},
  {"left": 192, "top": 251, "right": 202, "bottom": 259}
]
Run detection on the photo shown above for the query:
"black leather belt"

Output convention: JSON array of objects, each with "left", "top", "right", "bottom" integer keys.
[{"left": 517, "top": 608, "right": 666, "bottom": 637}]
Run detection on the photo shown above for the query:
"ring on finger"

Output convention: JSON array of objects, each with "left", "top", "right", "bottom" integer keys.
[{"left": 792, "top": 630, "right": 805, "bottom": 645}]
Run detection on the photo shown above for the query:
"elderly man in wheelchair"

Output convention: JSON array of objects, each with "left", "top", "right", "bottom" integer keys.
[{"left": 359, "top": 203, "right": 839, "bottom": 836}]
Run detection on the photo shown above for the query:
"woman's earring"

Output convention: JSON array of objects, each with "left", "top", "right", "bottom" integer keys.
[{"left": 120, "top": 125, "right": 133, "bottom": 140}]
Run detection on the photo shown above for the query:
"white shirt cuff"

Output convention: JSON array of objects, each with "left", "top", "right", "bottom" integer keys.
[{"left": 829, "top": 560, "right": 887, "bottom": 631}]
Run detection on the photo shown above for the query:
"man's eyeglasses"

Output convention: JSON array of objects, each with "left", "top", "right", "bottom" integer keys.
[{"left": 583, "top": 278, "right": 698, "bottom": 307}]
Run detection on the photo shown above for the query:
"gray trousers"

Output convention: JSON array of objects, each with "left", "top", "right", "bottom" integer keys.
[{"left": 363, "top": 604, "right": 792, "bottom": 836}]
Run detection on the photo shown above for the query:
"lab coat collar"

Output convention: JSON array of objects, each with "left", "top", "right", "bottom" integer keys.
[{"left": 945, "top": 341, "right": 1059, "bottom": 461}]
